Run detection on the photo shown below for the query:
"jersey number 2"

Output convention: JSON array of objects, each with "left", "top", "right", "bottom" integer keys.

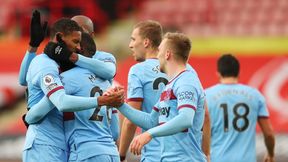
[{"left": 89, "top": 86, "right": 111, "bottom": 122}]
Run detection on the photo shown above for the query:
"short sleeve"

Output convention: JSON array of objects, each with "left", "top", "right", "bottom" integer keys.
[
  {"left": 175, "top": 84, "right": 198, "bottom": 111},
  {"left": 256, "top": 90, "right": 269, "bottom": 117},
  {"left": 127, "top": 66, "right": 144, "bottom": 101},
  {"left": 38, "top": 66, "right": 64, "bottom": 97}
]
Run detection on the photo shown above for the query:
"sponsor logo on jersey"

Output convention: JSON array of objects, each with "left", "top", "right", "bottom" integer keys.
[{"left": 179, "top": 91, "right": 195, "bottom": 102}]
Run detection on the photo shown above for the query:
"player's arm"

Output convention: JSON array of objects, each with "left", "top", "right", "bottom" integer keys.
[
  {"left": 130, "top": 107, "right": 195, "bottom": 155},
  {"left": 147, "top": 107, "right": 195, "bottom": 137},
  {"left": 19, "top": 10, "right": 47, "bottom": 86},
  {"left": 110, "top": 108, "right": 120, "bottom": 141},
  {"left": 48, "top": 88, "right": 122, "bottom": 112},
  {"left": 25, "top": 96, "right": 54, "bottom": 124},
  {"left": 202, "top": 101, "right": 211, "bottom": 161},
  {"left": 118, "top": 103, "right": 158, "bottom": 130},
  {"left": 256, "top": 91, "right": 275, "bottom": 162},
  {"left": 258, "top": 117, "right": 275, "bottom": 161},
  {"left": 19, "top": 48, "right": 37, "bottom": 86},
  {"left": 119, "top": 101, "right": 142, "bottom": 161},
  {"left": 39, "top": 70, "right": 123, "bottom": 112},
  {"left": 70, "top": 54, "right": 116, "bottom": 80}
]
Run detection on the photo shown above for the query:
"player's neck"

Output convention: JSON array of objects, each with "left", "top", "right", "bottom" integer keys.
[
  {"left": 220, "top": 77, "right": 238, "bottom": 84},
  {"left": 145, "top": 49, "right": 158, "bottom": 59},
  {"left": 166, "top": 62, "right": 186, "bottom": 80}
]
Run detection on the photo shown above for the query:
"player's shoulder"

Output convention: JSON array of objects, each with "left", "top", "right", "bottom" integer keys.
[
  {"left": 185, "top": 63, "right": 197, "bottom": 74},
  {"left": 205, "top": 84, "right": 222, "bottom": 95},
  {"left": 178, "top": 70, "right": 199, "bottom": 83},
  {"left": 238, "top": 84, "right": 263, "bottom": 96},
  {"left": 32, "top": 54, "right": 57, "bottom": 65},
  {"left": 29, "top": 54, "right": 58, "bottom": 72},
  {"left": 129, "top": 62, "right": 144, "bottom": 74}
]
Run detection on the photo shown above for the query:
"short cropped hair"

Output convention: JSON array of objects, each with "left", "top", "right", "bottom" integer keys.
[
  {"left": 217, "top": 54, "right": 240, "bottom": 77},
  {"left": 164, "top": 32, "right": 191, "bottom": 62},
  {"left": 134, "top": 20, "right": 162, "bottom": 49},
  {"left": 50, "top": 18, "right": 82, "bottom": 39},
  {"left": 80, "top": 32, "right": 96, "bottom": 58}
]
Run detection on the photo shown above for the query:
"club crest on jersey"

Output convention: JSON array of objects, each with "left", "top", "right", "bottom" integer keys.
[{"left": 160, "top": 88, "right": 176, "bottom": 101}]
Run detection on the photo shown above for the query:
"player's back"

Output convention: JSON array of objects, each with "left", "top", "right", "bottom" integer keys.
[
  {"left": 61, "top": 67, "right": 118, "bottom": 161},
  {"left": 205, "top": 83, "right": 269, "bottom": 162},
  {"left": 127, "top": 58, "right": 167, "bottom": 161},
  {"left": 157, "top": 70, "right": 206, "bottom": 162},
  {"left": 25, "top": 54, "right": 66, "bottom": 151}
]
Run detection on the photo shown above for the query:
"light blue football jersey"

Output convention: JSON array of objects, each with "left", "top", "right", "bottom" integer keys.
[
  {"left": 127, "top": 58, "right": 167, "bottom": 161},
  {"left": 205, "top": 84, "right": 269, "bottom": 162},
  {"left": 154, "top": 70, "right": 207, "bottom": 162},
  {"left": 25, "top": 54, "right": 66, "bottom": 151},
  {"left": 127, "top": 59, "right": 198, "bottom": 161},
  {"left": 61, "top": 67, "right": 118, "bottom": 161}
]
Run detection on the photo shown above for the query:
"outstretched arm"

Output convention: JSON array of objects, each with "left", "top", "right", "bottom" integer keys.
[
  {"left": 73, "top": 54, "right": 116, "bottom": 80},
  {"left": 19, "top": 10, "right": 47, "bottom": 86},
  {"left": 118, "top": 103, "right": 159, "bottom": 130},
  {"left": 130, "top": 107, "right": 195, "bottom": 155},
  {"left": 19, "top": 47, "right": 37, "bottom": 86},
  {"left": 48, "top": 88, "right": 123, "bottom": 112},
  {"left": 119, "top": 101, "right": 142, "bottom": 161}
]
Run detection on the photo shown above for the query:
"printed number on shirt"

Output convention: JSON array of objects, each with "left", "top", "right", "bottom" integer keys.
[
  {"left": 89, "top": 86, "right": 111, "bottom": 122},
  {"left": 220, "top": 103, "right": 250, "bottom": 132},
  {"left": 153, "top": 77, "right": 168, "bottom": 90}
]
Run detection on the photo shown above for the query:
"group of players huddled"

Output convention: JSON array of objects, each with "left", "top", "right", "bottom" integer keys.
[{"left": 19, "top": 10, "right": 275, "bottom": 162}]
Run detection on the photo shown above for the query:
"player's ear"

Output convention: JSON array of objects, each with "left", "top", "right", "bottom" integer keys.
[
  {"left": 143, "top": 38, "right": 150, "bottom": 48},
  {"left": 55, "top": 32, "right": 64, "bottom": 43},
  {"left": 165, "top": 49, "right": 171, "bottom": 60}
]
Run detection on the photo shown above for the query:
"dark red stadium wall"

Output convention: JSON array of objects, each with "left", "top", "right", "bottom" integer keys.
[{"left": 115, "top": 55, "right": 288, "bottom": 133}]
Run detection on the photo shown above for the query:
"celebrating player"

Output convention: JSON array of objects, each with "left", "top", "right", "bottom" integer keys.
[
  {"left": 118, "top": 32, "right": 207, "bottom": 162},
  {"left": 22, "top": 18, "right": 122, "bottom": 162}
]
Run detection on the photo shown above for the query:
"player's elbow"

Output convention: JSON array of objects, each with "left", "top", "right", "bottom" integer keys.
[
  {"left": 112, "top": 129, "right": 120, "bottom": 141},
  {"left": 181, "top": 113, "right": 193, "bottom": 128},
  {"left": 19, "top": 78, "right": 27, "bottom": 86},
  {"left": 25, "top": 114, "right": 41, "bottom": 124},
  {"left": 102, "top": 68, "right": 116, "bottom": 80}
]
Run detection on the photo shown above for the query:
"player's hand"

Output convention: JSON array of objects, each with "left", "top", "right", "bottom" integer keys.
[
  {"left": 44, "top": 38, "right": 73, "bottom": 63},
  {"left": 263, "top": 154, "right": 275, "bottom": 162},
  {"left": 130, "top": 132, "right": 152, "bottom": 155},
  {"left": 103, "top": 86, "right": 124, "bottom": 96},
  {"left": 29, "top": 10, "right": 48, "bottom": 47},
  {"left": 98, "top": 88, "right": 125, "bottom": 107}
]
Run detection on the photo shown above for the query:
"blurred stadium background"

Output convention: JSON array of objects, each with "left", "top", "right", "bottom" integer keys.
[{"left": 0, "top": 0, "right": 287, "bottom": 161}]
